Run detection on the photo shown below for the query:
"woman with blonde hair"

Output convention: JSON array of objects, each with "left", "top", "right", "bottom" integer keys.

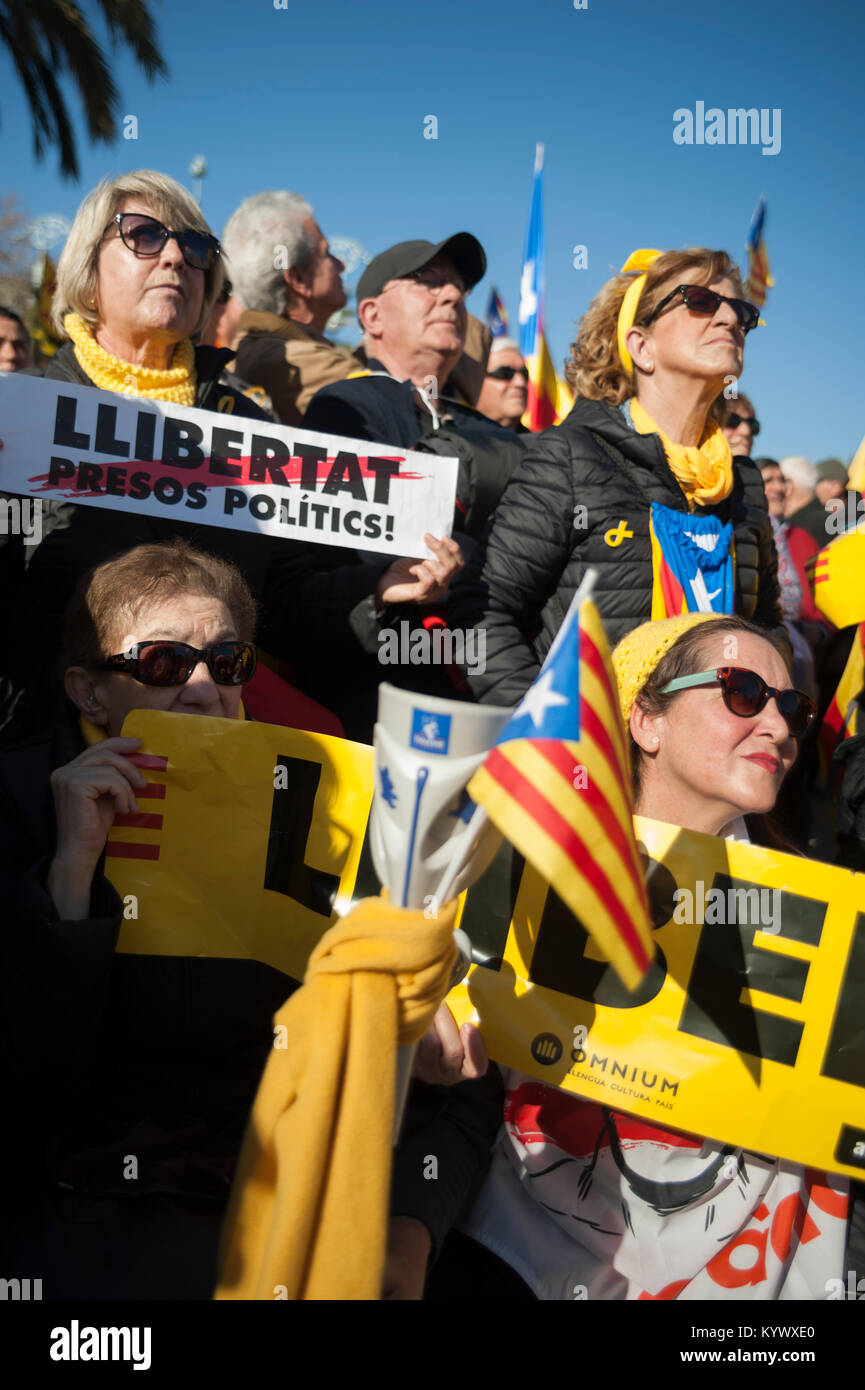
[{"left": 460, "top": 248, "right": 787, "bottom": 709}]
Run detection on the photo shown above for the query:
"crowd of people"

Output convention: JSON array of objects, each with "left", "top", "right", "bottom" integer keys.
[{"left": 0, "top": 168, "right": 863, "bottom": 1302}]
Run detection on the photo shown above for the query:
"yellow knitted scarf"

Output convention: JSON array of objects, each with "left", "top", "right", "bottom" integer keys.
[
  {"left": 629, "top": 396, "right": 734, "bottom": 509},
  {"left": 64, "top": 312, "right": 197, "bottom": 405},
  {"left": 215, "top": 895, "right": 459, "bottom": 1301}
]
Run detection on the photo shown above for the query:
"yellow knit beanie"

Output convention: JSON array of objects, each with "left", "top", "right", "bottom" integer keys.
[{"left": 612, "top": 613, "right": 723, "bottom": 725}]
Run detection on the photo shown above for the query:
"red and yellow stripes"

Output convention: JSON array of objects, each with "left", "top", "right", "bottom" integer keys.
[
  {"left": 649, "top": 518, "right": 687, "bottom": 619},
  {"left": 105, "top": 752, "right": 168, "bottom": 862},
  {"left": 469, "top": 600, "right": 653, "bottom": 991},
  {"left": 809, "top": 530, "right": 865, "bottom": 630},
  {"left": 818, "top": 623, "right": 865, "bottom": 779}
]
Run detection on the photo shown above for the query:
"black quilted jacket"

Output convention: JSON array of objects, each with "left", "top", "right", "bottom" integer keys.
[{"left": 456, "top": 397, "right": 787, "bottom": 708}]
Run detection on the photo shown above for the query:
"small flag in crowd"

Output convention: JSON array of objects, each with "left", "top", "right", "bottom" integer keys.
[
  {"left": 744, "top": 197, "right": 773, "bottom": 309},
  {"left": 485, "top": 286, "right": 509, "bottom": 338},
  {"left": 518, "top": 143, "right": 573, "bottom": 431},
  {"left": 806, "top": 530, "right": 865, "bottom": 781},
  {"left": 467, "top": 580, "right": 654, "bottom": 990},
  {"left": 817, "top": 623, "right": 864, "bottom": 780},
  {"left": 31, "top": 254, "right": 63, "bottom": 359}
]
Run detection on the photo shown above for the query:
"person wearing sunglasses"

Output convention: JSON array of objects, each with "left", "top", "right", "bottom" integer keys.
[
  {"left": 476, "top": 337, "right": 530, "bottom": 431},
  {"left": 1, "top": 171, "right": 280, "bottom": 747},
  {"left": 457, "top": 246, "right": 787, "bottom": 715},
  {"left": 418, "top": 614, "right": 857, "bottom": 1304},
  {"left": 0, "top": 539, "right": 311, "bottom": 1298},
  {"left": 722, "top": 392, "right": 759, "bottom": 459}
]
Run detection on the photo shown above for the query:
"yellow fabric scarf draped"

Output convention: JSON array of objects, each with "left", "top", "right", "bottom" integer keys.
[
  {"left": 64, "top": 312, "right": 197, "bottom": 405},
  {"left": 215, "top": 895, "right": 459, "bottom": 1301},
  {"left": 629, "top": 396, "right": 734, "bottom": 509}
]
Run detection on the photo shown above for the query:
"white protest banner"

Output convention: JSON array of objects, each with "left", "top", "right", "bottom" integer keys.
[{"left": 0, "top": 374, "right": 457, "bottom": 556}]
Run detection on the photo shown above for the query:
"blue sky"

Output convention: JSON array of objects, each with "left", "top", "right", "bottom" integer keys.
[{"left": 1, "top": 0, "right": 862, "bottom": 462}]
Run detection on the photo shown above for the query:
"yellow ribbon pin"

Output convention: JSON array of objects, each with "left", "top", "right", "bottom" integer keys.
[{"left": 604, "top": 520, "right": 635, "bottom": 547}]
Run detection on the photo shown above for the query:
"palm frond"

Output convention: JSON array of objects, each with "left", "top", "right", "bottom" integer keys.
[{"left": 0, "top": 0, "right": 168, "bottom": 178}]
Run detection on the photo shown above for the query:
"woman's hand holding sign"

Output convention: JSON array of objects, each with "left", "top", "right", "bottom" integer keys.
[{"left": 47, "top": 737, "right": 146, "bottom": 919}]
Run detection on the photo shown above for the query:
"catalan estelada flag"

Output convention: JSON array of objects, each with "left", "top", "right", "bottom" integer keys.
[
  {"left": 467, "top": 587, "right": 654, "bottom": 990},
  {"left": 744, "top": 197, "right": 773, "bottom": 309},
  {"left": 485, "top": 286, "right": 509, "bottom": 338},
  {"left": 649, "top": 502, "right": 735, "bottom": 619},
  {"left": 518, "top": 144, "right": 573, "bottom": 431}
]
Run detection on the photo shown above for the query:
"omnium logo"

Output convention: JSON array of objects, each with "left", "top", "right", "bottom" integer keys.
[
  {"left": 531, "top": 1033, "right": 563, "bottom": 1065},
  {"left": 410, "top": 709, "right": 451, "bottom": 755},
  {"left": 0, "top": 1277, "right": 42, "bottom": 1299}
]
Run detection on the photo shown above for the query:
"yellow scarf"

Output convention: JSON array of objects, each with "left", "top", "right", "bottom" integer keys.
[
  {"left": 215, "top": 895, "right": 459, "bottom": 1301},
  {"left": 64, "top": 312, "right": 197, "bottom": 405},
  {"left": 629, "top": 396, "right": 734, "bottom": 509}
]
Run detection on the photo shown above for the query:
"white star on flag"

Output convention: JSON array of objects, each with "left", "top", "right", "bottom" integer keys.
[
  {"left": 519, "top": 260, "right": 537, "bottom": 324},
  {"left": 689, "top": 568, "right": 722, "bottom": 610},
  {"left": 514, "top": 669, "right": 569, "bottom": 728}
]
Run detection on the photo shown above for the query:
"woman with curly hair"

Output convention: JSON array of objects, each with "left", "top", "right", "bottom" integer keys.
[{"left": 459, "top": 247, "right": 788, "bottom": 709}]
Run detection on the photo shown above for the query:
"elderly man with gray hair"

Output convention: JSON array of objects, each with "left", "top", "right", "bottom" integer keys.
[
  {"left": 780, "top": 455, "right": 830, "bottom": 544},
  {"left": 222, "top": 191, "right": 352, "bottom": 425}
]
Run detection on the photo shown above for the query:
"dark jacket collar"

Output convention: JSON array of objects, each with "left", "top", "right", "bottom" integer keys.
[{"left": 557, "top": 395, "right": 668, "bottom": 468}]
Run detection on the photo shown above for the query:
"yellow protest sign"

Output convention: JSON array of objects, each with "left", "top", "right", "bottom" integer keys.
[
  {"left": 105, "top": 709, "right": 375, "bottom": 982},
  {"left": 448, "top": 817, "right": 865, "bottom": 1180},
  {"left": 102, "top": 712, "right": 865, "bottom": 1179},
  {"left": 811, "top": 526, "right": 865, "bottom": 627}
]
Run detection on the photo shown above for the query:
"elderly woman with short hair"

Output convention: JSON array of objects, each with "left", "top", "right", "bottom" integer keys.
[
  {"left": 51, "top": 168, "right": 239, "bottom": 400},
  {"left": 0, "top": 539, "right": 287, "bottom": 1297}
]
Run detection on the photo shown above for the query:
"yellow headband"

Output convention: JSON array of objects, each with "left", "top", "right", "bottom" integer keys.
[
  {"left": 612, "top": 612, "right": 720, "bottom": 725},
  {"left": 616, "top": 248, "right": 663, "bottom": 379}
]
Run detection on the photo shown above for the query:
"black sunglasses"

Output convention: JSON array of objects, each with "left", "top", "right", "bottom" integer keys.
[
  {"left": 643, "top": 284, "right": 760, "bottom": 334},
  {"left": 487, "top": 365, "right": 529, "bottom": 382},
  {"left": 109, "top": 213, "right": 221, "bottom": 272},
  {"left": 726, "top": 411, "right": 761, "bottom": 436},
  {"left": 101, "top": 640, "right": 256, "bottom": 687},
  {"left": 659, "top": 666, "right": 816, "bottom": 740}
]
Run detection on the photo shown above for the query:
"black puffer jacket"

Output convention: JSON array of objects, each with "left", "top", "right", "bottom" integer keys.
[{"left": 456, "top": 397, "right": 786, "bottom": 708}]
